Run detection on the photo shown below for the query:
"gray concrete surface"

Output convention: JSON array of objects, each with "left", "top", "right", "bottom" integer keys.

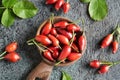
[{"left": 0, "top": 0, "right": 120, "bottom": 80}]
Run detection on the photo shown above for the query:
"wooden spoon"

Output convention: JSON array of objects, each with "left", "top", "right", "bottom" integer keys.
[{"left": 27, "top": 16, "right": 86, "bottom": 80}]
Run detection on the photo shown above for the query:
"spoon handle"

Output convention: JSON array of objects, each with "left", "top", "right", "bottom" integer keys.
[{"left": 27, "top": 60, "right": 54, "bottom": 80}]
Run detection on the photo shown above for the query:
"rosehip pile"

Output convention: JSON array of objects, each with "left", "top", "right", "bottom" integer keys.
[
  {"left": 27, "top": 16, "right": 86, "bottom": 64},
  {"left": 0, "top": 42, "right": 21, "bottom": 62},
  {"left": 90, "top": 60, "right": 120, "bottom": 74},
  {"left": 46, "top": 0, "right": 70, "bottom": 14},
  {"left": 101, "top": 25, "right": 120, "bottom": 54}
]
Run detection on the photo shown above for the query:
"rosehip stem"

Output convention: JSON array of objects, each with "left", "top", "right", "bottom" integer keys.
[
  {"left": 101, "top": 61, "right": 113, "bottom": 65},
  {"left": 0, "top": 51, "right": 7, "bottom": 57},
  {"left": 71, "top": 46, "right": 79, "bottom": 52},
  {"left": 28, "top": 39, "right": 54, "bottom": 53},
  {"left": 38, "top": 43, "right": 53, "bottom": 53},
  {"left": 70, "top": 31, "right": 76, "bottom": 46},
  {"left": 49, "top": 13, "right": 54, "bottom": 24},
  {"left": 0, "top": 57, "right": 4, "bottom": 60},
  {"left": 27, "top": 38, "right": 34, "bottom": 43},
  {"left": 113, "top": 60, "right": 120, "bottom": 65},
  {"left": 27, "top": 42, "right": 34, "bottom": 45},
  {"left": 55, "top": 58, "right": 66, "bottom": 66},
  {"left": 32, "top": 39, "right": 45, "bottom": 52}
]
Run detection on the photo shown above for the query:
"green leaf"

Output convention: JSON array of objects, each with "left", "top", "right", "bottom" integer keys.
[
  {"left": 62, "top": 71, "right": 72, "bottom": 80},
  {"left": 89, "top": 0, "right": 108, "bottom": 21},
  {"left": 1, "top": 9, "right": 15, "bottom": 27},
  {"left": 2, "top": 0, "right": 18, "bottom": 8},
  {"left": 80, "top": 0, "right": 91, "bottom": 3},
  {"left": 13, "top": 0, "right": 38, "bottom": 19}
]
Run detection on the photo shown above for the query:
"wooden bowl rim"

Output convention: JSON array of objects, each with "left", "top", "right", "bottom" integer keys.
[{"left": 36, "top": 16, "right": 87, "bottom": 66}]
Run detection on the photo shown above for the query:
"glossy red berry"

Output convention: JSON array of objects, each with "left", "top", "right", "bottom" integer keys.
[
  {"left": 55, "top": 0, "right": 64, "bottom": 11},
  {"left": 112, "top": 40, "right": 118, "bottom": 54},
  {"left": 62, "top": 2, "right": 70, "bottom": 14},
  {"left": 46, "top": 0, "right": 58, "bottom": 4},
  {"left": 98, "top": 65, "right": 110, "bottom": 74},
  {"left": 4, "top": 52, "right": 21, "bottom": 62},
  {"left": 101, "top": 34, "right": 113, "bottom": 48},
  {"left": 5, "top": 42, "right": 18, "bottom": 52},
  {"left": 90, "top": 60, "right": 101, "bottom": 68}
]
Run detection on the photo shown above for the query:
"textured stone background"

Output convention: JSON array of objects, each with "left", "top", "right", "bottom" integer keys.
[{"left": 0, "top": 0, "right": 120, "bottom": 80}]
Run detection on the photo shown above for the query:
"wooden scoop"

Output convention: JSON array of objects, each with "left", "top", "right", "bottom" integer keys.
[{"left": 27, "top": 17, "right": 86, "bottom": 80}]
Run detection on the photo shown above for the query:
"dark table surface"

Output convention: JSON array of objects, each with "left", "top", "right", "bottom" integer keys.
[{"left": 0, "top": 0, "right": 120, "bottom": 80}]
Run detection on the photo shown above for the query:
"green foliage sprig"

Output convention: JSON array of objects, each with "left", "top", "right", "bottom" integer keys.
[{"left": 0, "top": 0, "right": 38, "bottom": 27}]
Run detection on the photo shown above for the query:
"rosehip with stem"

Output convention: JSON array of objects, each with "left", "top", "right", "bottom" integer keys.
[
  {"left": 112, "top": 40, "right": 118, "bottom": 54},
  {"left": 57, "top": 29, "right": 72, "bottom": 39},
  {"left": 90, "top": 60, "right": 101, "bottom": 68},
  {"left": 43, "top": 50, "right": 54, "bottom": 61},
  {"left": 67, "top": 53, "right": 82, "bottom": 61},
  {"left": 48, "top": 34, "right": 59, "bottom": 47},
  {"left": 78, "top": 34, "right": 86, "bottom": 52},
  {"left": 35, "top": 35, "right": 52, "bottom": 46},
  {"left": 67, "top": 24, "right": 80, "bottom": 32},
  {"left": 62, "top": 0, "right": 70, "bottom": 14},
  {"left": 98, "top": 65, "right": 110, "bottom": 74},
  {"left": 4, "top": 52, "right": 21, "bottom": 62},
  {"left": 101, "top": 33, "right": 114, "bottom": 48},
  {"left": 50, "top": 28, "right": 57, "bottom": 36},
  {"left": 54, "top": 21, "right": 69, "bottom": 28},
  {"left": 55, "top": 0, "right": 64, "bottom": 11},
  {"left": 41, "top": 21, "right": 52, "bottom": 35},
  {"left": 58, "top": 45, "right": 71, "bottom": 61},
  {"left": 5, "top": 42, "right": 18, "bottom": 53},
  {"left": 56, "top": 34, "right": 69, "bottom": 45}
]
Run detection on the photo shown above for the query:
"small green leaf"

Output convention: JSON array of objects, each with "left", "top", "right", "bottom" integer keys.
[
  {"left": 1, "top": 9, "right": 15, "bottom": 27},
  {"left": 80, "top": 0, "right": 91, "bottom": 3},
  {"left": 2, "top": 0, "right": 18, "bottom": 8},
  {"left": 62, "top": 71, "right": 72, "bottom": 80},
  {"left": 13, "top": 0, "right": 38, "bottom": 19},
  {"left": 89, "top": 0, "right": 108, "bottom": 21}
]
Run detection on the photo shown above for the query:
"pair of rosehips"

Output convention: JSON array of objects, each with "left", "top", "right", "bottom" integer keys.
[
  {"left": 90, "top": 60, "right": 111, "bottom": 74},
  {"left": 0, "top": 42, "right": 21, "bottom": 62},
  {"left": 101, "top": 25, "right": 120, "bottom": 54},
  {"left": 90, "top": 59, "right": 120, "bottom": 74}
]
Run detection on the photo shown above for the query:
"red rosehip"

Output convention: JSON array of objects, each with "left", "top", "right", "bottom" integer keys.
[
  {"left": 90, "top": 60, "right": 101, "bottom": 68},
  {"left": 98, "top": 65, "right": 110, "bottom": 74}
]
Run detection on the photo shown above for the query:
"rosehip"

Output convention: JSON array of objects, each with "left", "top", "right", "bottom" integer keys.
[
  {"left": 90, "top": 60, "right": 101, "bottom": 68},
  {"left": 98, "top": 65, "right": 110, "bottom": 74}
]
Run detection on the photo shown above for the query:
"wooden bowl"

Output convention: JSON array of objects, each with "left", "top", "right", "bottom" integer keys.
[{"left": 27, "top": 16, "right": 87, "bottom": 80}]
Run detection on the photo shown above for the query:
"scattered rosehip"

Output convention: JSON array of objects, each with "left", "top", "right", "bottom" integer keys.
[
  {"left": 98, "top": 65, "right": 110, "bottom": 74},
  {"left": 4, "top": 52, "right": 21, "bottom": 62},
  {"left": 90, "top": 60, "right": 101, "bottom": 68},
  {"left": 5, "top": 42, "right": 18, "bottom": 52},
  {"left": 112, "top": 40, "right": 118, "bottom": 54}
]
